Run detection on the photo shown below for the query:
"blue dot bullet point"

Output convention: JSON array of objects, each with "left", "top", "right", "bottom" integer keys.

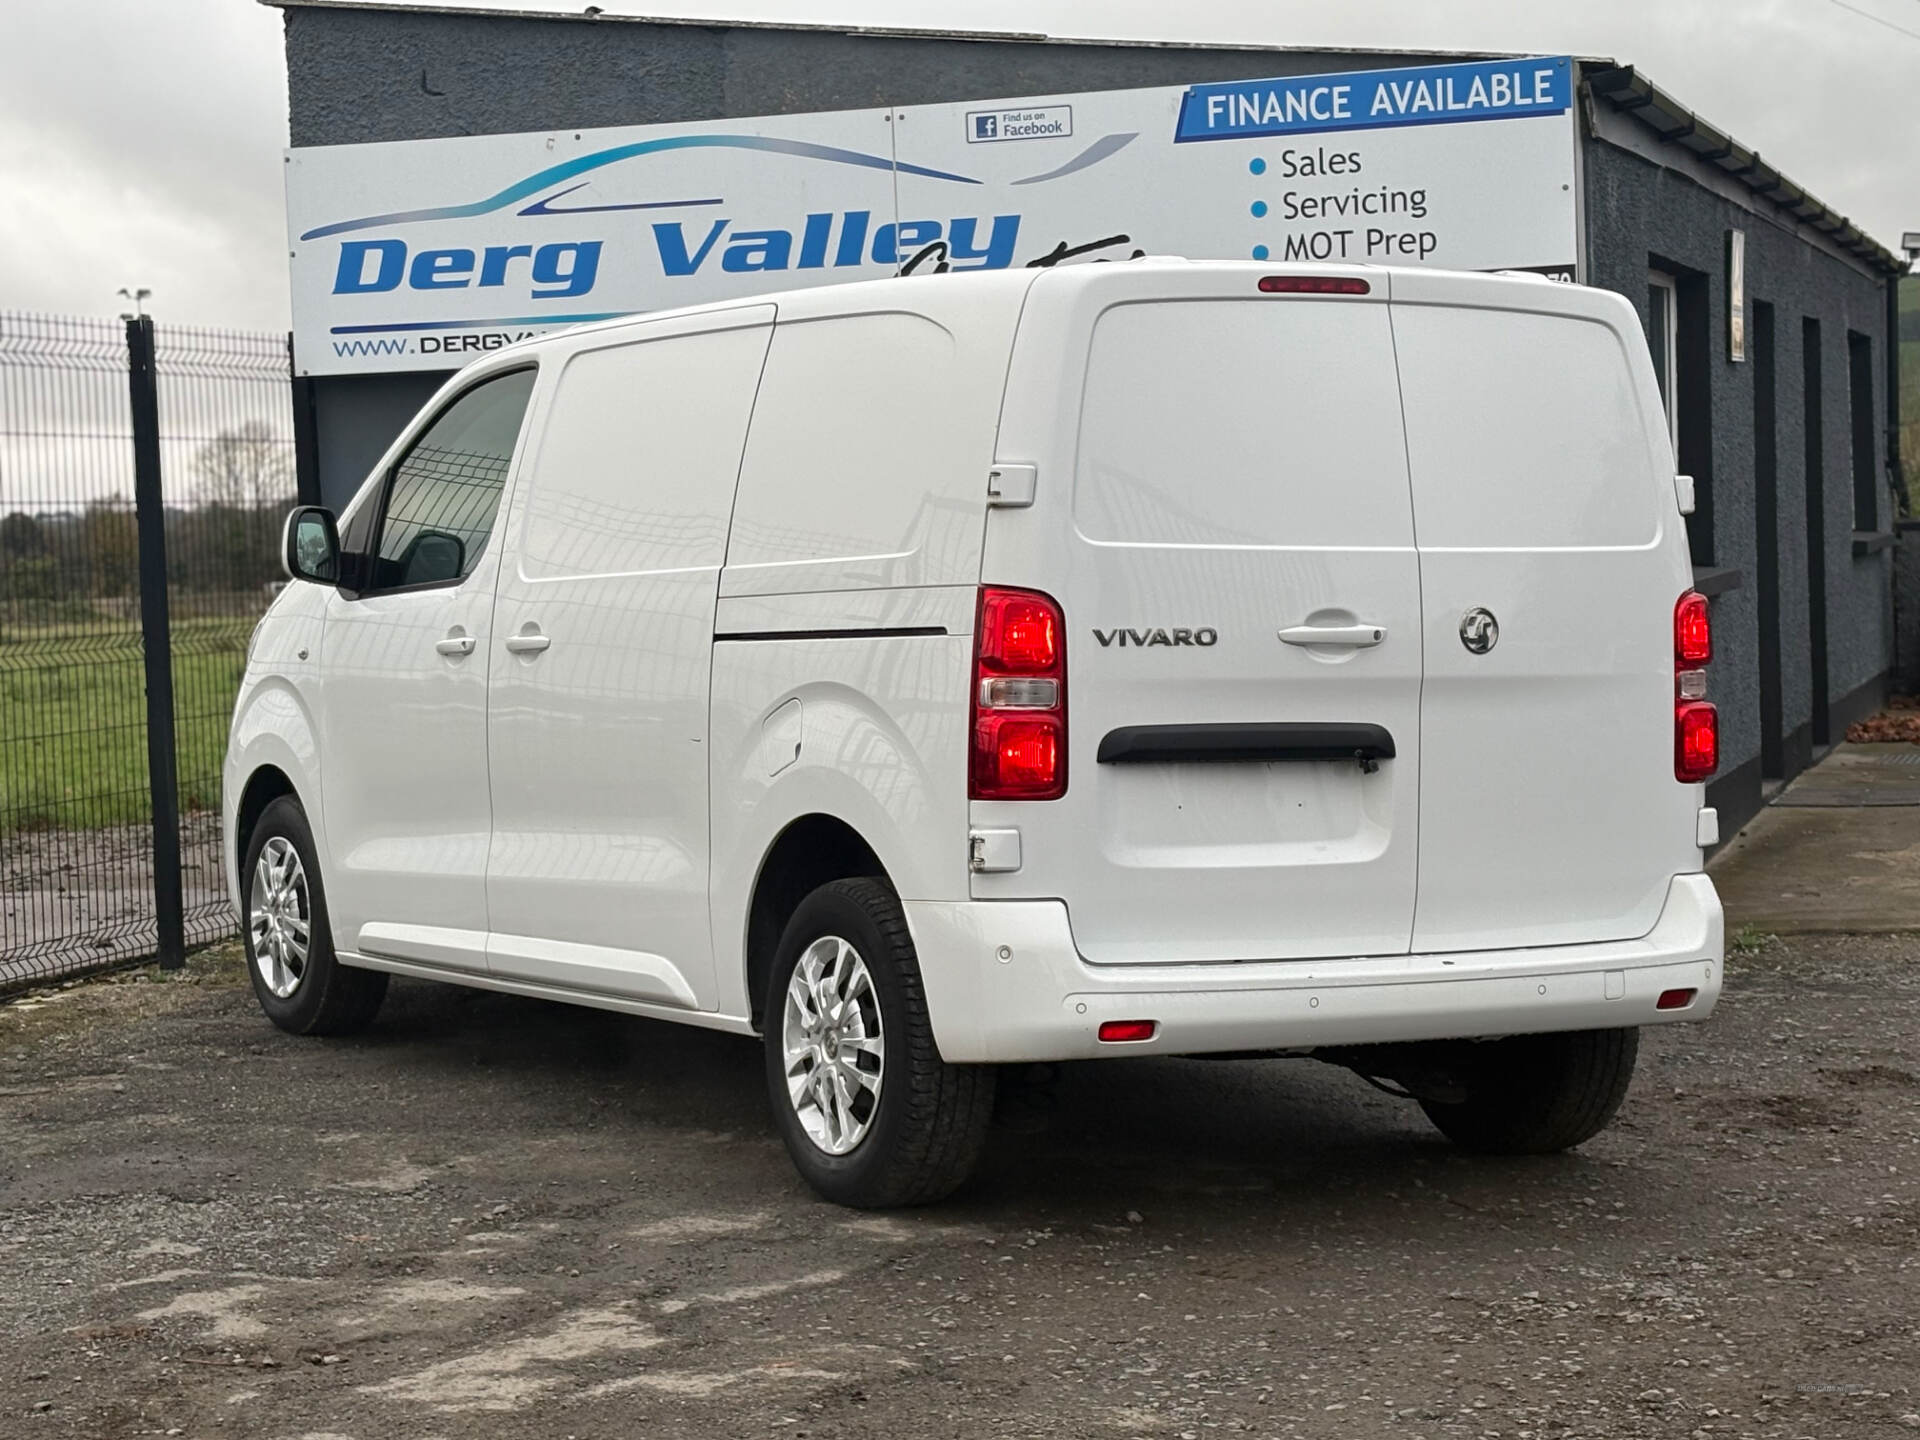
[
  {"left": 1252, "top": 245, "right": 1270, "bottom": 261},
  {"left": 1251, "top": 200, "right": 1268, "bottom": 218},
  {"left": 1249, "top": 157, "right": 1267, "bottom": 175}
]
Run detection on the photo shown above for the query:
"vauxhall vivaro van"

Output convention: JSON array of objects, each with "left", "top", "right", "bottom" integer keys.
[{"left": 227, "top": 261, "right": 1724, "bottom": 1206}]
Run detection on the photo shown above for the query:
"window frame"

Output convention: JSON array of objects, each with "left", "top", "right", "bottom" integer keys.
[
  {"left": 353, "top": 363, "right": 539, "bottom": 599},
  {"left": 1646, "top": 270, "right": 1680, "bottom": 457}
]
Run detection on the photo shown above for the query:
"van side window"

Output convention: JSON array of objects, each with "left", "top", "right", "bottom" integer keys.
[{"left": 367, "top": 368, "right": 536, "bottom": 591}]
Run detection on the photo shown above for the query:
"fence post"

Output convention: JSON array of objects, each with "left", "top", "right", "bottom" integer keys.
[
  {"left": 289, "top": 333, "right": 322, "bottom": 507},
  {"left": 128, "top": 315, "right": 185, "bottom": 970}
]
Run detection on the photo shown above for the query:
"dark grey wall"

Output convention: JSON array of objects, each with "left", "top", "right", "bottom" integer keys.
[
  {"left": 1584, "top": 136, "right": 1893, "bottom": 832},
  {"left": 283, "top": 7, "right": 1462, "bottom": 147}
]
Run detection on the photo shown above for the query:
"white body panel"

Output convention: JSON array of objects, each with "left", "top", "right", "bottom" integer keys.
[
  {"left": 224, "top": 261, "right": 1722, "bottom": 1068},
  {"left": 975, "top": 277, "right": 1424, "bottom": 962},
  {"left": 483, "top": 305, "right": 775, "bottom": 1008}
]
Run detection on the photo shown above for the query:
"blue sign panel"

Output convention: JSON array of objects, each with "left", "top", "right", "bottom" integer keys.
[{"left": 1175, "top": 57, "right": 1572, "bottom": 144}]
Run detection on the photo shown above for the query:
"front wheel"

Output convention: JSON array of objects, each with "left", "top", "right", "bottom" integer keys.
[
  {"left": 764, "top": 878, "right": 996, "bottom": 1207},
  {"left": 242, "top": 795, "right": 387, "bottom": 1036},
  {"left": 1420, "top": 1028, "right": 1639, "bottom": 1155}
]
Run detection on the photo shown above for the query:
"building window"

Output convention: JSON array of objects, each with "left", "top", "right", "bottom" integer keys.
[
  {"left": 1648, "top": 261, "right": 1713, "bottom": 565},
  {"left": 1848, "top": 331, "right": 1878, "bottom": 533},
  {"left": 1647, "top": 270, "right": 1680, "bottom": 455}
]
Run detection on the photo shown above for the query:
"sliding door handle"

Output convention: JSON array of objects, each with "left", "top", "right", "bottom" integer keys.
[
  {"left": 504, "top": 631, "right": 551, "bottom": 655},
  {"left": 1278, "top": 623, "right": 1386, "bottom": 648}
]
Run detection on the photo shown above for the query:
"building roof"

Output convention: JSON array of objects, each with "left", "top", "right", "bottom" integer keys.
[
  {"left": 260, "top": 0, "right": 1904, "bottom": 275},
  {"left": 255, "top": 0, "right": 1502, "bottom": 58},
  {"left": 1584, "top": 63, "right": 1904, "bottom": 277}
]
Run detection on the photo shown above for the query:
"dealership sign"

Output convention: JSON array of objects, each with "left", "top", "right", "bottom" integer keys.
[{"left": 285, "top": 56, "right": 1578, "bottom": 375}]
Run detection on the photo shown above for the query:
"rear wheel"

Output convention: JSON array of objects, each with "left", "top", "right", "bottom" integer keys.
[
  {"left": 764, "top": 878, "right": 995, "bottom": 1207},
  {"left": 242, "top": 795, "right": 386, "bottom": 1036},
  {"left": 1420, "top": 1028, "right": 1639, "bottom": 1155}
]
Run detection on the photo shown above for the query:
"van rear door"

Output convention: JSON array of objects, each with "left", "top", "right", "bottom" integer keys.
[
  {"left": 1389, "top": 274, "right": 1701, "bottom": 953},
  {"left": 975, "top": 277, "right": 1422, "bottom": 964}
]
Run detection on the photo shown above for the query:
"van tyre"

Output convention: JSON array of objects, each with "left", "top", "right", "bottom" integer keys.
[
  {"left": 242, "top": 796, "right": 387, "bottom": 1036},
  {"left": 765, "top": 878, "right": 996, "bottom": 1207},
  {"left": 1419, "top": 1028, "right": 1638, "bottom": 1155}
]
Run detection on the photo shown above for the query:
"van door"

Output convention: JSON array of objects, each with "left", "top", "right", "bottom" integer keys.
[
  {"left": 1389, "top": 278, "right": 1700, "bottom": 953},
  {"left": 483, "top": 307, "right": 773, "bottom": 1009},
  {"left": 975, "top": 289, "right": 1423, "bottom": 964},
  {"left": 317, "top": 367, "right": 536, "bottom": 972}
]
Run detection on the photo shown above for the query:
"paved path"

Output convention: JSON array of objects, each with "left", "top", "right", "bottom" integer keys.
[{"left": 1711, "top": 743, "right": 1920, "bottom": 934}]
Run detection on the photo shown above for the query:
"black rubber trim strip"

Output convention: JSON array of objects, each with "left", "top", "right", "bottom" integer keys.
[
  {"left": 1097, "top": 722, "right": 1396, "bottom": 765},
  {"left": 712, "top": 625, "right": 947, "bottom": 643}
]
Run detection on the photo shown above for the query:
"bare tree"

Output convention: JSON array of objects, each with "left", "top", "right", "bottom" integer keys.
[{"left": 193, "top": 421, "right": 292, "bottom": 511}]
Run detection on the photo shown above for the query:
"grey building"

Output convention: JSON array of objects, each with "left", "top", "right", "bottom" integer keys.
[{"left": 265, "top": 0, "right": 1908, "bottom": 841}]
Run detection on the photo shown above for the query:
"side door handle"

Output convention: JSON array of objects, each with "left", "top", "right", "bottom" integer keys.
[
  {"left": 435, "top": 631, "right": 476, "bottom": 657},
  {"left": 504, "top": 628, "right": 551, "bottom": 655},
  {"left": 1278, "top": 623, "right": 1386, "bottom": 648}
]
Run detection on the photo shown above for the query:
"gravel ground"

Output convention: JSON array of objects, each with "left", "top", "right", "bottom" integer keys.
[{"left": 1, "top": 934, "right": 1917, "bottom": 1439}]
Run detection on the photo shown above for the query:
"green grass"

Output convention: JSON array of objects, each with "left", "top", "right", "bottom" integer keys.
[{"left": 0, "top": 616, "right": 251, "bottom": 833}]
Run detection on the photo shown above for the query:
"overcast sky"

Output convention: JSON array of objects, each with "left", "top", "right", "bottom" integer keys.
[{"left": 1, "top": 0, "right": 1914, "bottom": 333}]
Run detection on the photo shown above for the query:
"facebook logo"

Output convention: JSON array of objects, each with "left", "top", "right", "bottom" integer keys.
[{"left": 966, "top": 106, "right": 1071, "bottom": 143}]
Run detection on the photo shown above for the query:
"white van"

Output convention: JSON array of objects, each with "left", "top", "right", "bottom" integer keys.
[{"left": 227, "top": 261, "right": 1724, "bottom": 1206}]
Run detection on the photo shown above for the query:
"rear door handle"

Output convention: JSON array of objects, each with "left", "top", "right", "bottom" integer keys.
[
  {"left": 504, "top": 631, "right": 551, "bottom": 655},
  {"left": 1278, "top": 623, "right": 1386, "bottom": 648},
  {"left": 434, "top": 633, "right": 476, "bottom": 657}
]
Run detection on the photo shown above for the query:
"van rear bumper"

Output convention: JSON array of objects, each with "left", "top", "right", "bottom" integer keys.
[{"left": 906, "top": 873, "right": 1723, "bottom": 1064}]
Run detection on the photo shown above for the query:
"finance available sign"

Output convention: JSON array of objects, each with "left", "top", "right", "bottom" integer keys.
[{"left": 286, "top": 56, "right": 1578, "bottom": 376}]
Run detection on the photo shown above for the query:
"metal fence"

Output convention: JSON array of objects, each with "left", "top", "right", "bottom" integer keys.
[{"left": 0, "top": 311, "right": 296, "bottom": 990}]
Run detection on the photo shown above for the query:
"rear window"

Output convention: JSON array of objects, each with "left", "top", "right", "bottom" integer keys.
[
  {"left": 1074, "top": 298, "right": 1413, "bottom": 549},
  {"left": 1390, "top": 304, "right": 1656, "bottom": 550}
]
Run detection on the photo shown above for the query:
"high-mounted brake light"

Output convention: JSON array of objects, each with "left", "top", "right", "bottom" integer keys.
[
  {"left": 971, "top": 587, "right": 1067, "bottom": 800},
  {"left": 1673, "top": 588, "right": 1717, "bottom": 783},
  {"left": 1258, "top": 275, "right": 1371, "bottom": 295}
]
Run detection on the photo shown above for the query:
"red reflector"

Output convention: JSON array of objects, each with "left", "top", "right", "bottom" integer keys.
[
  {"left": 1258, "top": 274, "right": 1371, "bottom": 295},
  {"left": 1674, "top": 590, "right": 1712, "bottom": 665},
  {"left": 1098, "top": 1020, "right": 1158, "bottom": 1043},
  {"left": 1675, "top": 701, "right": 1718, "bottom": 782},
  {"left": 1656, "top": 988, "right": 1697, "bottom": 1011}
]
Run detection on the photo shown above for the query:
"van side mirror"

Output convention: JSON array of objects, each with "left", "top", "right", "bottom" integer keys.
[{"left": 283, "top": 506, "right": 341, "bottom": 585}]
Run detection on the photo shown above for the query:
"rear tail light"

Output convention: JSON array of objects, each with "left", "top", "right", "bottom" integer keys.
[
  {"left": 971, "top": 587, "right": 1067, "bottom": 800},
  {"left": 1675, "top": 590, "right": 1712, "bottom": 664},
  {"left": 1676, "top": 701, "right": 1718, "bottom": 782},
  {"left": 1673, "top": 589, "right": 1717, "bottom": 784}
]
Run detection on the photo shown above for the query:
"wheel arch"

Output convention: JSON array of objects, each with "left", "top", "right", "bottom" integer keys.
[
  {"left": 744, "top": 814, "right": 888, "bottom": 1031},
  {"left": 233, "top": 764, "right": 299, "bottom": 893}
]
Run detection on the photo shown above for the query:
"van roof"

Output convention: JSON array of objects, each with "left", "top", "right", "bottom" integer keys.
[{"left": 497, "top": 260, "right": 1623, "bottom": 364}]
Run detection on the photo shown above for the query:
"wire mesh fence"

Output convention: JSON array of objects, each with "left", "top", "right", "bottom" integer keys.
[{"left": 0, "top": 311, "right": 296, "bottom": 990}]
